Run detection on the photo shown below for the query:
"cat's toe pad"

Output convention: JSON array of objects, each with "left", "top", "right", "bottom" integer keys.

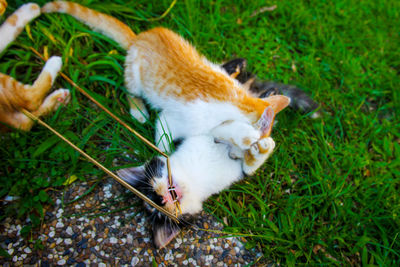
[
  {"left": 50, "top": 89, "right": 70, "bottom": 109},
  {"left": 56, "top": 89, "right": 70, "bottom": 104}
]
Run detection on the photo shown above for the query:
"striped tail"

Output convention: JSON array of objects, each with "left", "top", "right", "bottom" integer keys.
[
  {"left": 0, "top": 3, "right": 41, "bottom": 53},
  {"left": 42, "top": 1, "right": 136, "bottom": 50}
]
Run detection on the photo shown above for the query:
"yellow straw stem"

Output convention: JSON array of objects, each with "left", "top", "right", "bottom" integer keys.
[
  {"left": 29, "top": 47, "right": 181, "bottom": 217},
  {"left": 21, "top": 108, "right": 179, "bottom": 223}
]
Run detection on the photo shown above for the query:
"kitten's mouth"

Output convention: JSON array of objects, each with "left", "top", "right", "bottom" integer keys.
[{"left": 162, "top": 180, "right": 182, "bottom": 206}]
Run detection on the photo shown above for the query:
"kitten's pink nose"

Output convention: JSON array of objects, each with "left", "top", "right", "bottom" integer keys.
[{"left": 162, "top": 193, "right": 173, "bottom": 204}]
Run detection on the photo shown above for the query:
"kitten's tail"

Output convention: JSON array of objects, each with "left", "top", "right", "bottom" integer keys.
[
  {"left": 42, "top": 1, "right": 136, "bottom": 50},
  {"left": 0, "top": 3, "right": 41, "bottom": 53}
]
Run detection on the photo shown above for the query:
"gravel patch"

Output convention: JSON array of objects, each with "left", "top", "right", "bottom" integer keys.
[{"left": 0, "top": 179, "right": 263, "bottom": 266}]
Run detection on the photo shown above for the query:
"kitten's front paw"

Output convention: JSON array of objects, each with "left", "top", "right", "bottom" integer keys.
[
  {"left": 243, "top": 137, "right": 275, "bottom": 175},
  {"left": 257, "top": 136, "right": 275, "bottom": 154},
  {"left": 44, "top": 56, "right": 62, "bottom": 83}
]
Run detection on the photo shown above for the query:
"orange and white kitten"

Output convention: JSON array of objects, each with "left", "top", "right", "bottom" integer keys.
[
  {"left": 41, "top": 1, "right": 289, "bottom": 208},
  {"left": 0, "top": 3, "right": 70, "bottom": 131},
  {"left": 41, "top": 1, "right": 289, "bottom": 138},
  {"left": 42, "top": 1, "right": 289, "bottom": 247}
]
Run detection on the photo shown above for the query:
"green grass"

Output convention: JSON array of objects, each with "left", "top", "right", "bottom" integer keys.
[{"left": 1, "top": 0, "right": 399, "bottom": 265}]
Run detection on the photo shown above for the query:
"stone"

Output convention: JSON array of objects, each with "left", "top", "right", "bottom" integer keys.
[
  {"left": 131, "top": 256, "right": 139, "bottom": 266},
  {"left": 57, "top": 259, "right": 66, "bottom": 265},
  {"left": 66, "top": 226, "right": 74, "bottom": 236}
]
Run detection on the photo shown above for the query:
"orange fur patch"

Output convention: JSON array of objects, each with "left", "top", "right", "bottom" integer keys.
[
  {"left": 0, "top": 70, "right": 55, "bottom": 131},
  {"left": 242, "top": 137, "right": 252, "bottom": 147},
  {"left": 133, "top": 28, "right": 273, "bottom": 122},
  {"left": 30, "top": 4, "right": 39, "bottom": 11},
  {"left": 244, "top": 149, "right": 256, "bottom": 167},
  {"left": 6, "top": 14, "right": 18, "bottom": 26}
]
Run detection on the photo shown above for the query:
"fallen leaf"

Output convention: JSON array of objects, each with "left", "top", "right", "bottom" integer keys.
[
  {"left": 313, "top": 244, "right": 324, "bottom": 254},
  {"left": 250, "top": 5, "right": 277, "bottom": 17},
  {"left": 63, "top": 174, "right": 78, "bottom": 186}
]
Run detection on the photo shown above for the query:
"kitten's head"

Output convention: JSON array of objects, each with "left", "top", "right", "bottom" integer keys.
[{"left": 117, "top": 157, "right": 184, "bottom": 248}]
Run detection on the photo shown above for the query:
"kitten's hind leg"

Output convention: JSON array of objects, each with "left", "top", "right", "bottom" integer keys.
[
  {"left": 243, "top": 137, "right": 275, "bottom": 175},
  {"left": 21, "top": 56, "right": 62, "bottom": 111},
  {"left": 12, "top": 88, "right": 70, "bottom": 131},
  {"left": 33, "top": 89, "right": 70, "bottom": 117},
  {"left": 127, "top": 95, "right": 149, "bottom": 123}
]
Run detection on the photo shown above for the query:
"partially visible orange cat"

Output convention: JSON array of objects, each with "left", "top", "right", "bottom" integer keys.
[
  {"left": 0, "top": 3, "right": 70, "bottom": 131},
  {"left": 42, "top": 1, "right": 289, "bottom": 147}
]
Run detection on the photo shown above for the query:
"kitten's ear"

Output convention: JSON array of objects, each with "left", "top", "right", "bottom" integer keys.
[
  {"left": 152, "top": 212, "right": 181, "bottom": 249},
  {"left": 116, "top": 166, "right": 146, "bottom": 187},
  {"left": 263, "top": 95, "right": 290, "bottom": 114},
  {"left": 221, "top": 58, "right": 247, "bottom": 76},
  {"left": 258, "top": 107, "right": 275, "bottom": 137}
]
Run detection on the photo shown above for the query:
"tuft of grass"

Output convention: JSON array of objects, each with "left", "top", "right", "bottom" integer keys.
[{"left": 1, "top": 0, "right": 399, "bottom": 264}]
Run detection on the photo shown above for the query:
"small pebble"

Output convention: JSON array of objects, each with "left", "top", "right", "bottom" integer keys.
[
  {"left": 0, "top": 182, "right": 259, "bottom": 266},
  {"left": 131, "top": 256, "right": 139, "bottom": 265},
  {"left": 66, "top": 226, "right": 74, "bottom": 236}
]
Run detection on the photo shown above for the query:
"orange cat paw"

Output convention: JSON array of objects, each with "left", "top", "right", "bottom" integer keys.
[
  {"left": 0, "top": 0, "right": 7, "bottom": 16},
  {"left": 43, "top": 89, "right": 70, "bottom": 112},
  {"left": 54, "top": 89, "right": 70, "bottom": 106}
]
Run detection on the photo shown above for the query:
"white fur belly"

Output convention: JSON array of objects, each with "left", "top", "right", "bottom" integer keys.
[
  {"left": 171, "top": 135, "right": 243, "bottom": 214},
  {"left": 159, "top": 101, "right": 250, "bottom": 138}
]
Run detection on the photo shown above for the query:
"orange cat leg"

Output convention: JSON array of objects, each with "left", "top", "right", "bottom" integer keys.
[
  {"left": 21, "top": 56, "right": 62, "bottom": 111},
  {"left": 0, "top": 112, "right": 35, "bottom": 131},
  {"left": 0, "top": 0, "right": 7, "bottom": 16},
  {"left": 32, "top": 88, "right": 70, "bottom": 117},
  {"left": 8, "top": 89, "right": 70, "bottom": 131}
]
